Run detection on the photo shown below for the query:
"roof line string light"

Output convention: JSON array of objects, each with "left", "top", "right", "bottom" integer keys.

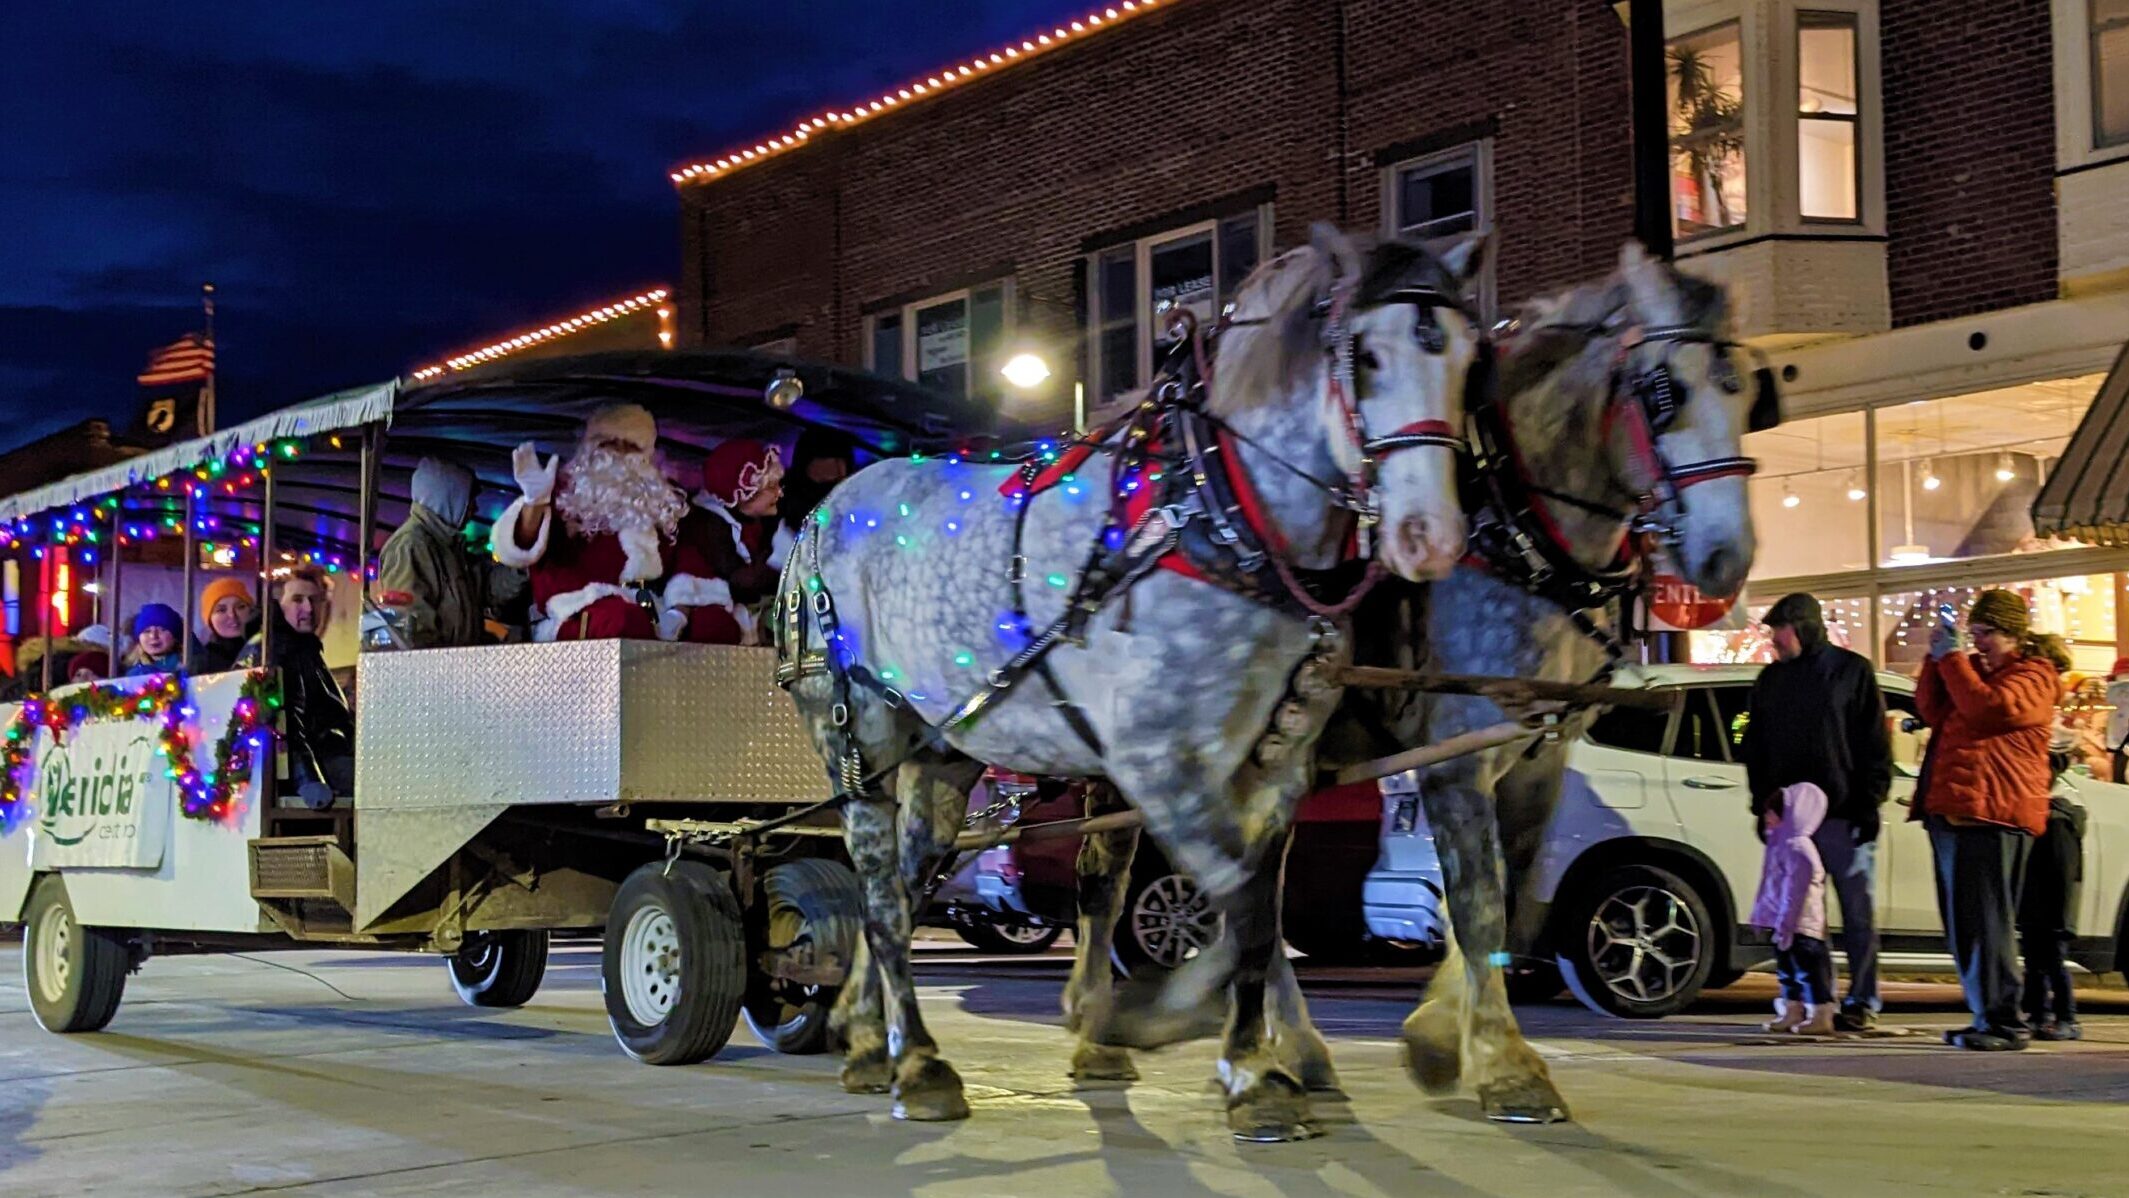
[
  {"left": 668, "top": 2, "right": 1162, "bottom": 185},
  {"left": 410, "top": 288, "right": 671, "bottom": 381}
]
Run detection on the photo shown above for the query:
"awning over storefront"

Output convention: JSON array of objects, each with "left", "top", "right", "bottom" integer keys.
[{"left": 2032, "top": 339, "right": 2129, "bottom": 547}]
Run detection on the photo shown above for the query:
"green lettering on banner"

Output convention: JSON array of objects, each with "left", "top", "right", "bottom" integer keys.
[{"left": 116, "top": 765, "right": 135, "bottom": 816}]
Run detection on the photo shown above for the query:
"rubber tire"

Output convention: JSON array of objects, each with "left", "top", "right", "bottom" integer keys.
[
  {"left": 23, "top": 877, "right": 128, "bottom": 1034},
  {"left": 1556, "top": 863, "right": 1716, "bottom": 1020},
  {"left": 953, "top": 921, "right": 1064, "bottom": 954},
  {"left": 1110, "top": 851, "right": 1220, "bottom": 978},
  {"left": 742, "top": 858, "right": 866, "bottom": 1055},
  {"left": 1503, "top": 960, "right": 1567, "bottom": 1005},
  {"left": 603, "top": 860, "right": 746, "bottom": 1065},
  {"left": 447, "top": 930, "right": 550, "bottom": 1008}
]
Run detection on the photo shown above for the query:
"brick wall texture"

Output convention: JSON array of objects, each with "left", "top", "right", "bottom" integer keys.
[
  {"left": 1880, "top": 0, "right": 2058, "bottom": 326},
  {"left": 679, "top": 0, "right": 1637, "bottom": 418}
]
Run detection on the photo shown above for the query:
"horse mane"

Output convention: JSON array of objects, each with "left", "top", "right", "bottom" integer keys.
[
  {"left": 1212, "top": 231, "right": 1467, "bottom": 417},
  {"left": 1210, "top": 244, "right": 1340, "bottom": 416}
]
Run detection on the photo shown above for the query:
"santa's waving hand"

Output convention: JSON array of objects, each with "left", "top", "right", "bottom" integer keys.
[{"left": 493, "top": 403, "right": 688, "bottom": 641}]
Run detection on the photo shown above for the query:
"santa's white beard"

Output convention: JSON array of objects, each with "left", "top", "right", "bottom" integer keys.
[{"left": 556, "top": 442, "right": 687, "bottom": 541}]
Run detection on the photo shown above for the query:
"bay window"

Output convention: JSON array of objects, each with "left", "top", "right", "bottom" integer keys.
[
  {"left": 1668, "top": 22, "right": 1749, "bottom": 239},
  {"left": 1798, "top": 12, "right": 1861, "bottom": 221},
  {"left": 2096, "top": 0, "right": 2129, "bottom": 147}
]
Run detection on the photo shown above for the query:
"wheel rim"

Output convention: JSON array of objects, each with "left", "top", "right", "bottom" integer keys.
[
  {"left": 1585, "top": 883, "right": 1701, "bottom": 1006},
  {"left": 619, "top": 905, "right": 683, "bottom": 1026},
  {"left": 457, "top": 935, "right": 498, "bottom": 976},
  {"left": 35, "top": 904, "right": 72, "bottom": 1005},
  {"left": 990, "top": 923, "right": 1054, "bottom": 946},
  {"left": 1129, "top": 874, "right": 1216, "bottom": 970},
  {"left": 749, "top": 907, "right": 821, "bottom": 1032}
]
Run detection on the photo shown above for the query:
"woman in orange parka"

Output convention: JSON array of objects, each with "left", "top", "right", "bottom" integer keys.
[{"left": 1913, "top": 588, "right": 2059, "bottom": 1051}]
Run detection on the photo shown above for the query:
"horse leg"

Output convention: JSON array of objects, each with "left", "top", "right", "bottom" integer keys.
[
  {"left": 1219, "top": 839, "right": 1318, "bottom": 1142},
  {"left": 1403, "top": 924, "right": 1466, "bottom": 1093},
  {"left": 1064, "top": 783, "right": 1140, "bottom": 1083},
  {"left": 831, "top": 932, "right": 891, "bottom": 1093},
  {"left": 887, "top": 757, "right": 984, "bottom": 1120},
  {"left": 1263, "top": 830, "right": 1338, "bottom": 1092},
  {"left": 1413, "top": 756, "right": 1568, "bottom": 1124}
]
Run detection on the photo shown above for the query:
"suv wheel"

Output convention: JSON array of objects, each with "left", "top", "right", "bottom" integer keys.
[
  {"left": 1111, "top": 852, "right": 1220, "bottom": 977},
  {"left": 1556, "top": 864, "right": 1715, "bottom": 1019}
]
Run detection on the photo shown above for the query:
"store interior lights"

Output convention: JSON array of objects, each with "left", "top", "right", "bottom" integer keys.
[
  {"left": 1781, "top": 481, "right": 1800, "bottom": 508},
  {"left": 1921, "top": 460, "right": 1942, "bottom": 491},
  {"left": 1846, "top": 472, "right": 1868, "bottom": 501},
  {"left": 1996, "top": 452, "right": 2016, "bottom": 482}
]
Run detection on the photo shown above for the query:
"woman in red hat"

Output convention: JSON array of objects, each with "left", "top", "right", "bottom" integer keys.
[{"left": 661, "top": 439, "right": 785, "bottom": 644}]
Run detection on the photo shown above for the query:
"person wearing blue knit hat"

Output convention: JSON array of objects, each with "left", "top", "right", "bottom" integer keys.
[{"left": 123, "top": 602, "right": 188, "bottom": 677}]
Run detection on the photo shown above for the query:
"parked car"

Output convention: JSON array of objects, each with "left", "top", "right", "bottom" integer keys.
[
  {"left": 955, "top": 777, "right": 1445, "bottom": 972},
  {"left": 1367, "top": 664, "right": 2129, "bottom": 1018},
  {"left": 929, "top": 773, "right": 1066, "bottom": 953}
]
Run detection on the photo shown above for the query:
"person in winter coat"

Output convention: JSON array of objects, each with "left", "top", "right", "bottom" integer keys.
[
  {"left": 1750, "top": 782, "right": 1837, "bottom": 1035},
  {"left": 1915, "top": 588, "right": 2059, "bottom": 1050},
  {"left": 238, "top": 565, "right": 354, "bottom": 806},
  {"left": 195, "top": 577, "right": 258, "bottom": 674},
  {"left": 372, "top": 457, "right": 505, "bottom": 649},
  {"left": 123, "top": 603, "right": 188, "bottom": 677},
  {"left": 1740, "top": 592, "right": 1892, "bottom": 1030},
  {"left": 661, "top": 438, "right": 785, "bottom": 644},
  {"left": 2021, "top": 742, "right": 2088, "bottom": 1041},
  {"left": 65, "top": 651, "right": 108, "bottom": 684}
]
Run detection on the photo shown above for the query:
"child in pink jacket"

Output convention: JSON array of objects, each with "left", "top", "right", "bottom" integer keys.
[{"left": 1750, "top": 782, "right": 1836, "bottom": 1034}]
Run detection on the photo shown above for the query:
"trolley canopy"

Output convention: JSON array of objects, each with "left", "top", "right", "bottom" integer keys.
[
  {"left": 2033, "top": 339, "right": 2129, "bottom": 547},
  {"left": 0, "top": 350, "right": 1014, "bottom": 558}
]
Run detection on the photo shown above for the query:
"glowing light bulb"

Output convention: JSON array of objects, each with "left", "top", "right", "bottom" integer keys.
[{"left": 1781, "top": 482, "right": 1800, "bottom": 509}]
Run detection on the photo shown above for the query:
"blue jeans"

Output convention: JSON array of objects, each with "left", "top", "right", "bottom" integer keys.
[
  {"left": 1775, "top": 935, "right": 1836, "bottom": 1005},
  {"left": 1812, "top": 817, "right": 1880, "bottom": 1012}
]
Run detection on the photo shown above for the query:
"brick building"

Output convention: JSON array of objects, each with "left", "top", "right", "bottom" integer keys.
[{"left": 675, "top": 0, "right": 2129, "bottom": 677}]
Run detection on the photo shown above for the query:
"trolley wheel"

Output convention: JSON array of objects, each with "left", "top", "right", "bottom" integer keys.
[
  {"left": 603, "top": 860, "right": 746, "bottom": 1065},
  {"left": 23, "top": 876, "right": 129, "bottom": 1034},
  {"left": 953, "top": 920, "right": 1064, "bottom": 954},
  {"left": 447, "top": 930, "right": 550, "bottom": 1008},
  {"left": 743, "top": 858, "right": 865, "bottom": 1055}
]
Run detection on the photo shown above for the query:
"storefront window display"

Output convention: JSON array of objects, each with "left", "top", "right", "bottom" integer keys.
[{"left": 1745, "top": 411, "right": 1870, "bottom": 579}]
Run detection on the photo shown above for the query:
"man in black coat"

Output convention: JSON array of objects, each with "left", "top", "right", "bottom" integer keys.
[{"left": 1740, "top": 592, "right": 1893, "bottom": 1031}]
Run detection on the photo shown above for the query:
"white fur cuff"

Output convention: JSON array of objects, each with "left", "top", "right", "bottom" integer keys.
[
  {"left": 662, "top": 574, "right": 735, "bottom": 611},
  {"left": 493, "top": 497, "right": 550, "bottom": 568}
]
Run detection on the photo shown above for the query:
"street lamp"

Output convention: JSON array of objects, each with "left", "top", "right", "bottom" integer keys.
[{"left": 999, "top": 351, "right": 1085, "bottom": 435}]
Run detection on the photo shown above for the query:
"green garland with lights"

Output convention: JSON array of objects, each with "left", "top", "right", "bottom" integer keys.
[{"left": 0, "top": 670, "right": 281, "bottom": 830}]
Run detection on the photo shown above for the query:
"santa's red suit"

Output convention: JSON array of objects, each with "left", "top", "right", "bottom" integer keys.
[
  {"left": 662, "top": 439, "right": 785, "bottom": 645},
  {"left": 493, "top": 404, "right": 680, "bottom": 642}
]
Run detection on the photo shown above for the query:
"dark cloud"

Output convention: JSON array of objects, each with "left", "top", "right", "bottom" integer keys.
[{"left": 0, "top": 0, "right": 1097, "bottom": 449}]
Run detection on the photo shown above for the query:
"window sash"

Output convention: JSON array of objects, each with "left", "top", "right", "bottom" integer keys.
[
  {"left": 1087, "top": 209, "right": 1266, "bottom": 400},
  {"left": 1798, "top": 11, "right": 1863, "bottom": 223},
  {"left": 862, "top": 282, "right": 1012, "bottom": 398},
  {"left": 1668, "top": 21, "right": 1749, "bottom": 239},
  {"left": 2095, "top": 2, "right": 2129, "bottom": 149}
]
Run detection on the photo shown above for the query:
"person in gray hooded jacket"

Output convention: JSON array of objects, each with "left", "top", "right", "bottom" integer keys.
[{"left": 372, "top": 458, "right": 523, "bottom": 648}]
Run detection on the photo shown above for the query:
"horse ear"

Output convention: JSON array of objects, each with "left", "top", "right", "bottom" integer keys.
[
  {"left": 1309, "top": 222, "right": 1365, "bottom": 286},
  {"left": 1429, "top": 231, "right": 1490, "bottom": 286},
  {"left": 1616, "top": 239, "right": 1677, "bottom": 319}
]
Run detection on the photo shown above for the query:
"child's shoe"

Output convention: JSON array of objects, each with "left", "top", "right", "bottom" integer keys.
[
  {"left": 1762, "top": 999, "right": 1804, "bottom": 1033},
  {"left": 1792, "top": 1003, "right": 1837, "bottom": 1035}
]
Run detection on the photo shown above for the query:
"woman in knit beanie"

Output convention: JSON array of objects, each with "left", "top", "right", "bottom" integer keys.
[
  {"left": 196, "top": 577, "right": 259, "bottom": 674},
  {"left": 1914, "top": 587, "right": 2060, "bottom": 1050}
]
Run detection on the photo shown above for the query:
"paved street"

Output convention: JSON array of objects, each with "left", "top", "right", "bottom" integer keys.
[{"left": 2, "top": 937, "right": 2125, "bottom": 1197}]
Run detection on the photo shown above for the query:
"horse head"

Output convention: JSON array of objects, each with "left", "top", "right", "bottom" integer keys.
[
  {"left": 1217, "top": 226, "right": 1486, "bottom": 582},
  {"left": 1607, "top": 242, "right": 1760, "bottom": 599}
]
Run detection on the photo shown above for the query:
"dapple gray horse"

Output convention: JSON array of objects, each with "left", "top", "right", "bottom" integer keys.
[
  {"left": 1062, "top": 243, "right": 1760, "bottom": 1131},
  {"left": 780, "top": 227, "right": 1486, "bottom": 1132}
]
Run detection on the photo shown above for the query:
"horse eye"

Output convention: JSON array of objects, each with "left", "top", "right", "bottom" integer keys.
[
  {"left": 1711, "top": 358, "right": 1742, "bottom": 394},
  {"left": 1358, "top": 348, "right": 1384, "bottom": 372}
]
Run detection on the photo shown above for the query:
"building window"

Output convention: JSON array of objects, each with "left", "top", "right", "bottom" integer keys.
[
  {"left": 1086, "top": 209, "right": 1266, "bottom": 400},
  {"left": 1384, "top": 142, "right": 1494, "bottom": 316},
  {"left": 1669, "top": 22, "right": 1748, "bottom": 239},
  {"left": 1798, "top": 12, "right": 1861, "bottom": 221},
  {"left": 863, "top": 282, "right": 1012, "bottom": 398},
  {"left": 2096, "top": 0, "right": 2129, "bottom": 147},
  {"left": 1746, "top": 410, "right": 1871, "bottom": 579}
]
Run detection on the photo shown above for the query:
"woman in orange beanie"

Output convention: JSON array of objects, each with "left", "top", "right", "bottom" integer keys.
[{"left": 196, "top": 577, "right": 258, "bottom": 674}]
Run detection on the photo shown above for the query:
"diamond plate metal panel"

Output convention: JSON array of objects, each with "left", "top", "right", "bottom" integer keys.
[{"left": 354, "top": 641, "right": 828, "bottom": 811}]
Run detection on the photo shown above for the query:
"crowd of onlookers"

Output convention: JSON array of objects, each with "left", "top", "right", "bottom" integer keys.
[{"left": 1743, "top": 589, "right": 2090, "bottom": 1048}]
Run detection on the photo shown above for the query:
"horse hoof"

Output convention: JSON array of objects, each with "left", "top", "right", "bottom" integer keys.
[
  {"left": 1400, "top": 1004, "right": 1462, "bottom": 1094},
  {"left": 1478, "top": 1078, "right": 1571, "bottom": 1125},
  {"left": 1227, "top": 1071, "right": 1319, "bottom": 1144},
  {"left": 840, "top": 1048, "right": 893, "bottom": 1095},
  {"left": 1070, "top": 1043, "right": 1140, "bottom": 1083},
  {"left": 891, "top": 1056, "right": 970, "bottom": 1122}
]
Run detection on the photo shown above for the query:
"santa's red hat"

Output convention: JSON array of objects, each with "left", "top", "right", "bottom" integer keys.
[{"left": 701, "top": 439, "right": 783, "bottom": 507}]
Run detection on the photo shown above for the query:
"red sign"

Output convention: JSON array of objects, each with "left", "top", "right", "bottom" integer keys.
[{"left": 1647, "top": 574, "right": 1738, "bottom": 631}]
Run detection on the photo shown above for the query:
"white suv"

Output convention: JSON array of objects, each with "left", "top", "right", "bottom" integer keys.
[{"left": 1365, "top": 664, "right": 2129, "bottom": 1018}]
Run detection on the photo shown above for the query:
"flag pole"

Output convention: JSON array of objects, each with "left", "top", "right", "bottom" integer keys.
[{"left": 200, "top": 282, "right": 217, "bottom": 436}]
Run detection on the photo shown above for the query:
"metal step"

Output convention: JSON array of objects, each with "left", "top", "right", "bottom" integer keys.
[{"left": 248, "top": 836, "right": 355, "bottom": 908}]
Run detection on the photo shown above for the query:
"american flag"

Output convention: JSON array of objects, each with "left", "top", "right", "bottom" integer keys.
[{"left": 137, "top": 333, "right": 214, "bottom": 387}]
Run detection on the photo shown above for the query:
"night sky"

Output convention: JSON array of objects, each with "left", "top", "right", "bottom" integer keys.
[{"left": 0, "top": 1, "right": 1097, "bottom": 452}]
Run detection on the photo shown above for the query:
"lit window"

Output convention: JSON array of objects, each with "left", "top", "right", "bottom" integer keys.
[
  {"left": 1086, "top": 210, "right": 1264, "bottom": 400},
  {"left": 1669, "top": 23, "right": 1748, "bottom": 238},
  {"left": 2095, "top": 0, "right": 2129, "bottom": 148},
  {"left": 1798, "top": 12, "right": 1861, "bottom": 221},
  {"left": 863, "top": 282, "right": 1012, "bottom": 398}
]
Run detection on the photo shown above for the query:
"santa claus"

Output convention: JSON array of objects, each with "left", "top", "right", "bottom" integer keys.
[
  {"left": 494, "top": 403, "right": 689, "bottom": 641},
  {"left": 660, "top": 438, "right": 785, "bottom": 644}
]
